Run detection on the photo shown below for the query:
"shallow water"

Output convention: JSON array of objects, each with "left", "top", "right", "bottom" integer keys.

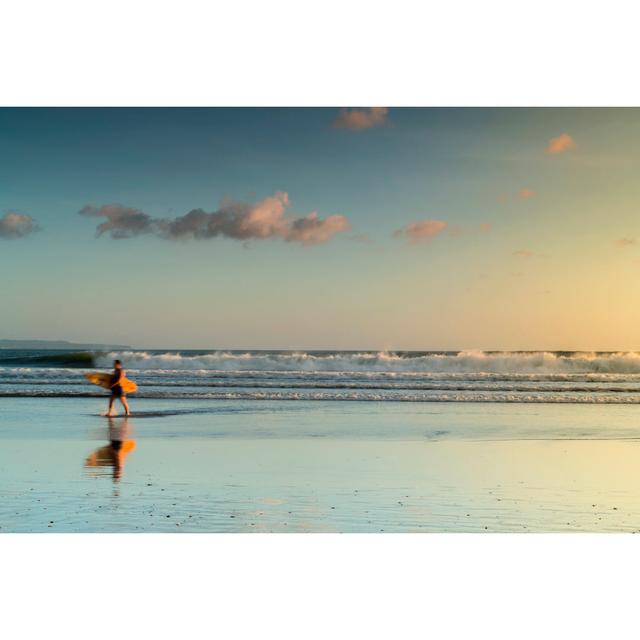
[{"left": 2, "top": 397, "right": 640, "bottom": 532}]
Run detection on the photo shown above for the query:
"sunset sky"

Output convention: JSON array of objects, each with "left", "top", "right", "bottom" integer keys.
[{"left": 2, "top": 107, "right": 640, "bottom": 350}]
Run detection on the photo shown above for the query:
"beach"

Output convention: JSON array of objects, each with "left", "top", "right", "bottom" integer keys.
[{"left": 2, "top": 396, "right": 640, "bottom": 532}]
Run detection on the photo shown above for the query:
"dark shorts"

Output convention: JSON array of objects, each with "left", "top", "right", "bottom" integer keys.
[{"left": 111, "top": 384, "right": 124, "bottom": 397}]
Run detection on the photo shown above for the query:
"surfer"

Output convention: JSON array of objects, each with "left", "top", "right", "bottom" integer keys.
[{"left": 107, "top": 359, "right": 130, "bottom": 417}]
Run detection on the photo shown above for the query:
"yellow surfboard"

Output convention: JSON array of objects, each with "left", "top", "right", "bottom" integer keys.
[{"left": 85, "top": 372, "right": 138, "bottom": 393}]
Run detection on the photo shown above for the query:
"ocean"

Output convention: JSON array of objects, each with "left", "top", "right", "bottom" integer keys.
[{"left": 4, "top": 348, "right": 640, "bottom": 404}]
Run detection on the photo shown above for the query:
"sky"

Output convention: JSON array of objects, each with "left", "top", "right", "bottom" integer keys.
[{"left": 1, "top": 107, "right": 640, "bottom": 350}]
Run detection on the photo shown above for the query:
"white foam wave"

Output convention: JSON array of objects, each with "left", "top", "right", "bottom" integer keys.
[
  {"left": 98, "top": 350, "right": 640, "bottom": 375},
  {"left": 4, "top": 389, "right": 640, "bottom": 403}
]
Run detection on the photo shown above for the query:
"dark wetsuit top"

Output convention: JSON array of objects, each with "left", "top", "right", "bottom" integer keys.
[{"left": 111, "top": 369, "right": 124, "bottom": 396}]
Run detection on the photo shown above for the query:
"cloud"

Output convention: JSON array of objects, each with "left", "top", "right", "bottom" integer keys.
[
  {"left": 79, "top": 192, "right": 351, "bottom": 246},
  {"left": 394, "top": 220, "right": 448, "bottom": 244},
  {"left": 546, "top": 133, "right": 576, "bottom": 155},
  {"left": 498, "top": 189, "right": 536, "bottom": 203},
  {"left": 615, "top": 237, "right": 636, "bottom": 248},
  {"left": 479, "top": 223, "right": 492, "bottom": 232},
  {"left": 513, "top": 249, "right": 534, "bottom": 257},
  {"left": 331, "top": 107, "right": 388, "bottom": 130},
  {"left": 79, "top": 204, "right": 154, "bottom": 239},
  {"left": 284, "top": 211, "right": 351, "bottom": 245},
  {"left": 159, "top": 192, "right": 291, "bottom": 241},
  {"left": 0, "top": 212, "right": 39, "bottom": 239}
]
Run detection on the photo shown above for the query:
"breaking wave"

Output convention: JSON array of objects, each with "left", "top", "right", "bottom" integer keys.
[
  {"left": 95, "top": 350, "right": 640, "bottom": 374},
  {"left": 5, "top": 349, "right": 640, "bottom": 404}
]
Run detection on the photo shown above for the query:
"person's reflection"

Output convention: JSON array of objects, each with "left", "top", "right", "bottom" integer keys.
[{"left": 85, "top": 416, "right": 136, "bottom": 482}]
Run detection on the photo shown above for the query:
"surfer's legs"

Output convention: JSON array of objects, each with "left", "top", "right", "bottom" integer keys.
[
  {"left": 120, "top": 395, "right": 130, "bottom": 416},
  {"left": 107, "top": 395, "right": 116, "bottom": 416}
]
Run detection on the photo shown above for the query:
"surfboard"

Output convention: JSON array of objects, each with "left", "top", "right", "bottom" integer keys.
[{"left": 85, "top": 372, "right": 138, "bottom": 393}]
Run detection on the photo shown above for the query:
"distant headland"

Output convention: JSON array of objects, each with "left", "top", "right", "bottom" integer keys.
[{"left": 0, "top": 339, "right": 131, "bottom": 350}]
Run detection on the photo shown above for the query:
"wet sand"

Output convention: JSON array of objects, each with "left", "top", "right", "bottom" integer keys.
[{"left": 2, "top": 398, "right": 640, "bottom": 532}]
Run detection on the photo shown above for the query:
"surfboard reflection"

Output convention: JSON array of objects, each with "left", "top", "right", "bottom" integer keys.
[{"left": 85, "top": 416, "right": 136, "bottom": 482}]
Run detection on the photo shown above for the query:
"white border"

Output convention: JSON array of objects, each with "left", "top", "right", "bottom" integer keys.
[
  {"left": 2, "top": 534, "right": 638, "bottom": 639},
  {"left": 1, "top": 0, "right": 639, "bottom": 106}
]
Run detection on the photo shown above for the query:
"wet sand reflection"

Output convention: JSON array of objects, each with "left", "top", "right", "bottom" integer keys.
[{"left": 85, "top": 417, "right": 136, "bottom": 482}]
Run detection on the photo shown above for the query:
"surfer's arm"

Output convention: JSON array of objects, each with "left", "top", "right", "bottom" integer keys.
[{"left": 110, "top": 370, "right": 123, "bottom": 387}]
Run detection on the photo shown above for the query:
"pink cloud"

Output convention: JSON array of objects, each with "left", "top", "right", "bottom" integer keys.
[
  {"left": 80, "top": 192, "right": 350, "bottom": 246},
  {"left": 285, "top": 211, "right": 351, "bottom": 246},
  {"left": 498, "top": 189, "right": 536, "bottom": 203},
  {"left": 513, "top": 249, "right": 534, "bottom": 257},
  {"left": 479, "top": 223, "right": 492, "bottom": 232},
  {"left": 546, "top": 133, "right": 576, "bottom": 155},
  {"left": 0, "top": 212, "right": 39, "bottom": 239},
  {"left": 226, "top": 192, "right": 291, "bottom": 239},
  {"left": 394, "top": 220, "right": 448, "bottom": 244},
  {"left": 615, "top": 237, "right": 636, "bottom": 248},
  {"left": 331, "top": 107, "right": 388, "bottom": 130}
]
